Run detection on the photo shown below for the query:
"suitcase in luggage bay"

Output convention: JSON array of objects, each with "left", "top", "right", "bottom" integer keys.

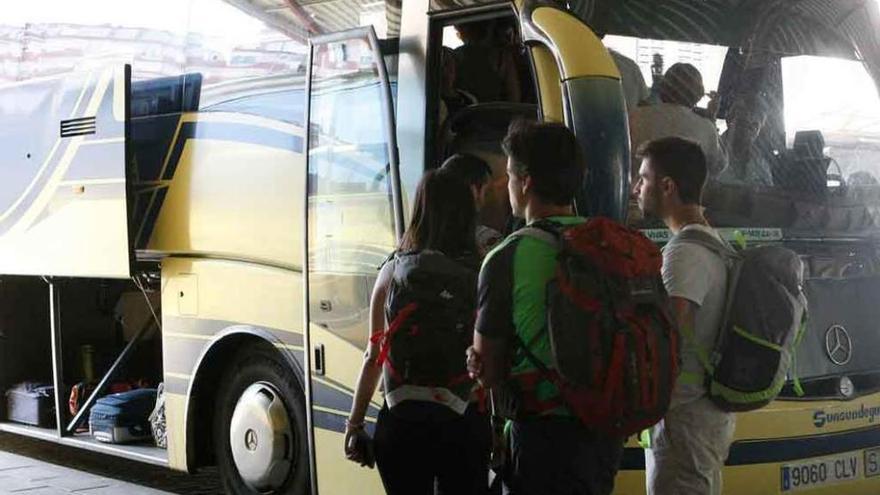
[
  {"left": 89, "top": 388, "right": 157, "bottom": 444},
  {"left": 6, "top": 382, "right": 55, "bottom": 427}
]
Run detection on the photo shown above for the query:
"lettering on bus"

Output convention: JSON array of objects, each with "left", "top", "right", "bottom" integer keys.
[{"left": 813, "top": 404, "right": 880, "bottom": 428}]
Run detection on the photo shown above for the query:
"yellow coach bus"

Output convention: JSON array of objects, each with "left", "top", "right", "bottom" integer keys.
[{"left": 0, "top": 1, "right": 879, "bottom": 494}]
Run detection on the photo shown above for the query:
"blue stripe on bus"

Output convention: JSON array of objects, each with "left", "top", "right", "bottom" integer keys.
[{"left": 621, "top": 425, "right": 880, "bottom": 469}]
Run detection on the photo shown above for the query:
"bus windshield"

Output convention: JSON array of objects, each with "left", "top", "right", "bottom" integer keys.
[{"left": 595, "top": 0, "right": 880, "bottom": 238}]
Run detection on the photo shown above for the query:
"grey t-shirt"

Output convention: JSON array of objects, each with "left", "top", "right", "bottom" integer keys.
[{"left": 662, "top": 224, "right": 728, "bottom": 408}]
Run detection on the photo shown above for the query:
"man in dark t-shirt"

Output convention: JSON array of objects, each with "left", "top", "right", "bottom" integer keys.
[{"left": 467, "top": 121, "right": 624, "bottom": 495}]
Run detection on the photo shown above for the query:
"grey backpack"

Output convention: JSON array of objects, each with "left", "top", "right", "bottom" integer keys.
[{"left": 674, "top": 230, "right": 808, "bottom": 412}]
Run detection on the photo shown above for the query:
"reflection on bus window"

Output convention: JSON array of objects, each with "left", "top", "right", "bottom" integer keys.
[
  {"left": 305, "top": 35, "right": 396, "bottom": 347},
  {"left": 307, "top": 37, "right": 396, "bottom": 274}
]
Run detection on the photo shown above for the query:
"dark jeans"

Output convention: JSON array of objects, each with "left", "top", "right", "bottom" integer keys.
[
  {"left": 374, "top": 403, "right": 491, "bottom": 495},
  {"left": 505, "top": 416, "right": 624, "bottom": 495}
]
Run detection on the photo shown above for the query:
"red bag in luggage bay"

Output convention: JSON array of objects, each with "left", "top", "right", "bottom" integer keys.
[{"left": 515, "top": 217, "right": 678, "bottom": 437}]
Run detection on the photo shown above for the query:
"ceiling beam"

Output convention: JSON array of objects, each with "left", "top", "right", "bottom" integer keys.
[
  {"left": 284, "top": 0, "right": 326, "bottom": 34},
  {"left": 222, "top": 0, "right": 309, "bottom": 41}
]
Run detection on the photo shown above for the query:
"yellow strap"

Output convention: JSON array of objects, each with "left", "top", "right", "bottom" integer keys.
[
  {"left": 638, "top": 428, "right": 652, "bottom": 449},
  {"left": 679, "top": 323, "right": 714, "bottom": 375},
  {"left": 679, "top": 371, "right": 704, "bottom": 386}
]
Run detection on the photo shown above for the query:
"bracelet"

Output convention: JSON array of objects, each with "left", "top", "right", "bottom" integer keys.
[{"left": 345, "top": 419, "right": 365, "bottom": 431}]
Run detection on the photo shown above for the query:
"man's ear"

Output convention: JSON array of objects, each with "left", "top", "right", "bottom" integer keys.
[
  {"left": 521, "top": 174, "right": 533, "bottom": 198},
  {"left": 660, "top": 176, "right": 677, "bottom": 200}
]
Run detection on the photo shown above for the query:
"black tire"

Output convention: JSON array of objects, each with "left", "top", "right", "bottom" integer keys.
[{"left": 213, "top": 344, "right": 310, "bottom": 495}]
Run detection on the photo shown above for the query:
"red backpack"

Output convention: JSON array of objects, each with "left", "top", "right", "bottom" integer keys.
[{"left": 514, "top": 217, "right": 678, "bottom": 437}]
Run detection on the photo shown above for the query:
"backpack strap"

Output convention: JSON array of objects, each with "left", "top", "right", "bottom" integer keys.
[
  {"left": 670, "top": 228, "right": 737, "bottom": 259},
  {"left": 511, "top": 333, "right": 567, "bottom": 412},
  {"left": 508, "top": 218, "right": 584, "bottom": 249},
  {"left": 509, "top": 225, "right": 560, "bottom": 248}
]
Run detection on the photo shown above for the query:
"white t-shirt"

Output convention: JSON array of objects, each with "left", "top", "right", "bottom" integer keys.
[
  {"left": 629, "top": 103, "right": 728, "bottom": 177},
  {"left": 662, "top": 224, "right": 728, "bottom": 408}
]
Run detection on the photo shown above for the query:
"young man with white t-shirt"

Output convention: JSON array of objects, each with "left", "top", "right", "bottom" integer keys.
[{"left": 631, "top": 136, "right": 736, "bottom": 495}]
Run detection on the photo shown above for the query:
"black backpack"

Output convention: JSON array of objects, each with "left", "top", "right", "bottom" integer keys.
[{"left": 373, "top": 250, "right": 479, "bottom": 416}]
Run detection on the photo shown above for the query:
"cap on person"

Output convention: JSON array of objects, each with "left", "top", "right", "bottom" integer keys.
[{"left": 658, "top": 63, "right": 705, "bottom": 107}]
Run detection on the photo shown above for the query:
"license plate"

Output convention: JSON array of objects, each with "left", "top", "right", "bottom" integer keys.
[
  {"left": 781, "top": 452, "right": 861, "bottom": 492},
  {"left": 866, "top": 448, "right": 880, "bottom": 478}
]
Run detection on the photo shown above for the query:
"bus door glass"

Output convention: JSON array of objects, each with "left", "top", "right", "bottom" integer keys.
[{"left": 303, "top": 26, "right": 402, "bottom": 494}]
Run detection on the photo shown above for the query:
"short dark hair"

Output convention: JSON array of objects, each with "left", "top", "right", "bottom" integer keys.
[
  {"left": 637, "top": 137, "right": 707, "bottom": 205},
  {"left": 501, "top": 120, "right": 585, "bottom": 206},
  {"left": 440, "top": 153, "right": 492, "bottom": 189}
]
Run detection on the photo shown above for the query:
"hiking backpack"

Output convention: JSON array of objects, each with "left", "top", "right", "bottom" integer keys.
[
  {"left": 673, "top": 229, "right": 807, "bottom": 412},
  {"left": 373, "top": 250, "right": 479, "bottom": 415},
  {"left": 514, "top": 218, "right": 678, "bottom": 437}
]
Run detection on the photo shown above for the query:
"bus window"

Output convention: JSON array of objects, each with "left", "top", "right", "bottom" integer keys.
[
  {"left": 608, "top": 35, "right": 729, "bottom": 227},
  {"left": 781, "top": 55, "right": 880, "bottom": 186}
]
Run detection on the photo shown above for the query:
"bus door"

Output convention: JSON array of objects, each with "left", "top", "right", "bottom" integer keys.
[
  {"left": 517, "top": 1, "right": 631, "bottom": 220},
  {"left": 303, "top": 26, "right": 403, "bottom": 494}
]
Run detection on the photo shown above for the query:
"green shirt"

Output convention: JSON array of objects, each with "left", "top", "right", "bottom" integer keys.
[{"left": 475, "top": 216, "right": 585, "bottom": 417}]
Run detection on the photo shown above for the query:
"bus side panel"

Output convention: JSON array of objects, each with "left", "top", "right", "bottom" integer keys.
[
  {"left": 160, "top": 256, "right": 383, "bottom": 493},
  {"left": 145, "top": 112, "right": 305, "bottom": 269},
  {"left": 160, "top": 256, "right": 305, "bottom": 471},
  {"left": 0, "top": 66, "right": 133, "bottom": 278}
]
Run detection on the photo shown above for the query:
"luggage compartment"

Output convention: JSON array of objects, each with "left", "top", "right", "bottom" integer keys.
[{"left": 0, "top": 269, "right": 168, "bottom": 465}]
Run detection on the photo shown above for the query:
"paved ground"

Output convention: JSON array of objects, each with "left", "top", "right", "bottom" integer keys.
[{"left": 0, "top": 433, "right": 223, "bottom": 494}]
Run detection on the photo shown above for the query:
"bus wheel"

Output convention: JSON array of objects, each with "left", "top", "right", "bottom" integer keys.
[{"left": 214, "top": 345, "right": 309, "bottom": 495}]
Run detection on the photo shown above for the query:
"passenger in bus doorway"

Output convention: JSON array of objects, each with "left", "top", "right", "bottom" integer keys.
[
  {"left": 440, "top": 153, "right": 504, "bottom": 256},
  {"left": 632, "top": 137, "right": 736, "bottom": 495},
  {"left": 344, "top": 169, "right": 490, "bottom": 495}
]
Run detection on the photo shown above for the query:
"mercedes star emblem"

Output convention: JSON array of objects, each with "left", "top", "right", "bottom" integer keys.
[
  {"left": 245, "top": 429, "right": 259, "bottom": 451},
  {"left": 825, "top": 325, "right": 853, "bottom": 366}
]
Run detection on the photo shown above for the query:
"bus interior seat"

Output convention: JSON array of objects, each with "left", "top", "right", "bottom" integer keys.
[{"left": 773, "top": 130, "right": 832, "bottom": 196}]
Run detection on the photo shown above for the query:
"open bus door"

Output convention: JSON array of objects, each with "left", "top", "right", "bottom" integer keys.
[
  {"left": 0, "top": 65, "right": 133, "bottom": 279},
  {"left": 516, "top": 0, "right": 631, "bottom": 220},
  {"left": 303, "top": 26, "right": 403, "bottom": 494}
]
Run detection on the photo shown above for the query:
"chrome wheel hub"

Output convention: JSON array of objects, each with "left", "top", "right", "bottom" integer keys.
[{"left": 230, "top": 382, "right": 294, "bottom": 492}]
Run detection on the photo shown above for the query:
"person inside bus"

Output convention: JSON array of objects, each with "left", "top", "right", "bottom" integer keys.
[
  {"left": 609, "top": 47, "right": 651, "bottom": 111},
  {"left": 439, "top": 46, "right": 478, "bottom": 128},
  {"left": 492, "top": 16, "right": 536, "bottom": 104},
  {"left": 344, "top": 169, "right": 490, "bottom": 495},
  {"left": 441, "top": 153, "right": 504, "bottom": 256},
  {"left": 454, "top": 20, "right": 522, "bottom": 103},
  {"left": 629, "top": 63, "right": 728, "bottom": 179},
  {"left": 719, "top": 96, "right": 775, "bottom": 186}
]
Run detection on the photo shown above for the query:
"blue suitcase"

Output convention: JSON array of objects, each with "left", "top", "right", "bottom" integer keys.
[{"left": 89, "top": 388, "right": 157, "bottom": 444}]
